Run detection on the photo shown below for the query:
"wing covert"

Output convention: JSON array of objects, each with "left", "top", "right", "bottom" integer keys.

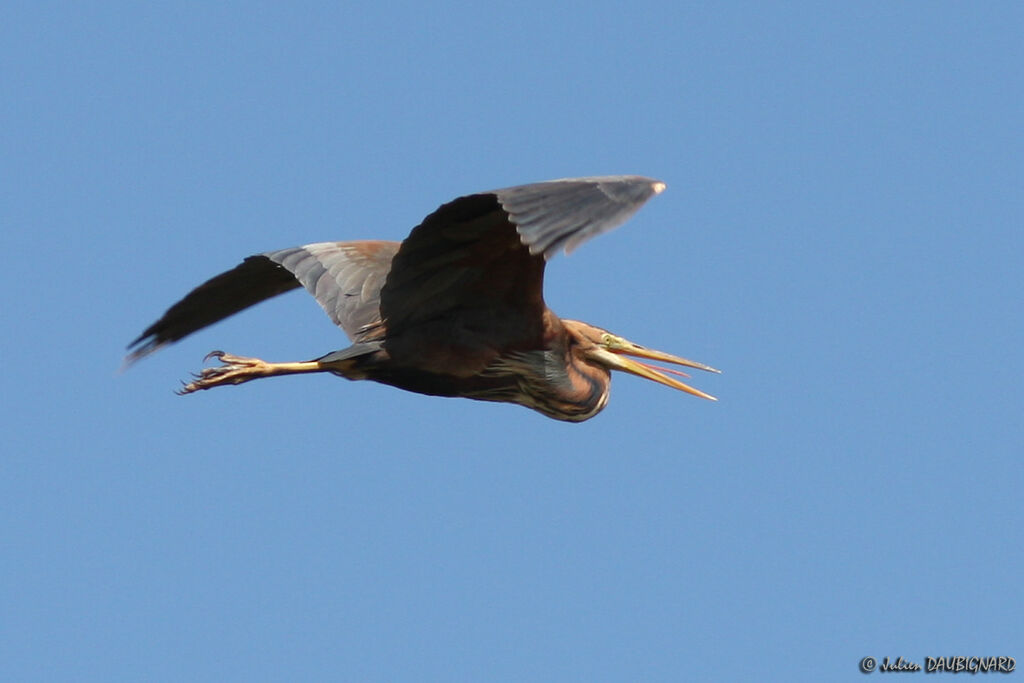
[{"left": 266, "top": 240, "right": 397, "bottom": 341}]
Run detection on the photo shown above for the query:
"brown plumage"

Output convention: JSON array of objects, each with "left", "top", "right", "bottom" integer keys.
[{"left": 127, "top": 176, "right": 718, "bottom": 421}]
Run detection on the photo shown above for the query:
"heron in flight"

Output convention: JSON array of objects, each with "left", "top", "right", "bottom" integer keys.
[{"left": 128, "top": 176, "right": 718, "bottom": 421}]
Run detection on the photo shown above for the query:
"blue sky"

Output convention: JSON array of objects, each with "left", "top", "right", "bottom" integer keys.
[{"left": 2, "top": 2, "right": 1021, "bottom": 680}]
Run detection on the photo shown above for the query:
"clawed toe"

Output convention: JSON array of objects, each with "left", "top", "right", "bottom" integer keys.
[
  {"left": 176, "top": 351, "right": 269, "bottom": 394},
  {"left": 203, "top": 349, "right": 226, "bottom": 363}
]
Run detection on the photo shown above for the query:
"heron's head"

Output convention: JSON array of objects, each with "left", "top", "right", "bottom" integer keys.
[{"left": 563, "top": 320, "right": 720, "bottom": 401}]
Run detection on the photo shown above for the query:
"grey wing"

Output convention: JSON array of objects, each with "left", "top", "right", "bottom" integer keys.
[
  {"left": 266, "top": 240, "right": 397, "bottom": 340},
  {"left": 127, "top": 240, "right": 398, "bottom": 363},
  {"left": 495, "top": 175, "right": 665, "bottom": 259}
]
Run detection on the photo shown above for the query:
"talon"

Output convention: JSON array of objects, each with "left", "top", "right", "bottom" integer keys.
[{"left": 175, "top": 350, "right": 274, "bottom": 394}]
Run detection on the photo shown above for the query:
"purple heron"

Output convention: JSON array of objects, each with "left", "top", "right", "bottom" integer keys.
[{"left": 127, "top": 176, "right": 718, "bottom": 421}]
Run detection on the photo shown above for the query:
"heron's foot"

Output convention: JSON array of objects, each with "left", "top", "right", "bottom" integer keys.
[{"left": 178, "top": 351, "right": 272, "bottom": 394}]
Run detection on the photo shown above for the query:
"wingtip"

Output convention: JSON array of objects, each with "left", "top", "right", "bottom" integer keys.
[
  {"left": 118, "top": 353, "right": 141, "bottom": 374},
  {"left": 121, "top": 338, "right": 164, "bottom": 370}
]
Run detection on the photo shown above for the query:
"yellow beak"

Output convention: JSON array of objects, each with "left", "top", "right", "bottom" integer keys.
[{"left": 587, "top": 335, "right": 720, "bottom": 401}]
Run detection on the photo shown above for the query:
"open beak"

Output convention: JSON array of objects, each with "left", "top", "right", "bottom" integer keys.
[{"left": 587, "top": 334, "right": 720, "bottom": 401}]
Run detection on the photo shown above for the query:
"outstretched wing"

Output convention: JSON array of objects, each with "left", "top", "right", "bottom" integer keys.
[
  {"left": 127, "top": 176, "right": 663, "bottom": 365},
  {"left": 381, "top": 175, "right": 664, "bottom": 337},
  {"left": 126, "top": 240, "right": 397, "bottom": 363}
]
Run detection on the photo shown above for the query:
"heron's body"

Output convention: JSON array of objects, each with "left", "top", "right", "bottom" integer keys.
[{"left": 128, "top": 176, "right": 718, "bottom": 421}]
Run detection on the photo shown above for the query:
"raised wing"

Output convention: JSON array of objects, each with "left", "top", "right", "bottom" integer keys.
[
  {"left": 380, "top": 176, "right": 664, "bottom": 337},
  {"left": 498, "top": 175, "right": 665, "bottom": 258},
  {"left": 126, "top": 240, "right": 397, "bottom": 363}
]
